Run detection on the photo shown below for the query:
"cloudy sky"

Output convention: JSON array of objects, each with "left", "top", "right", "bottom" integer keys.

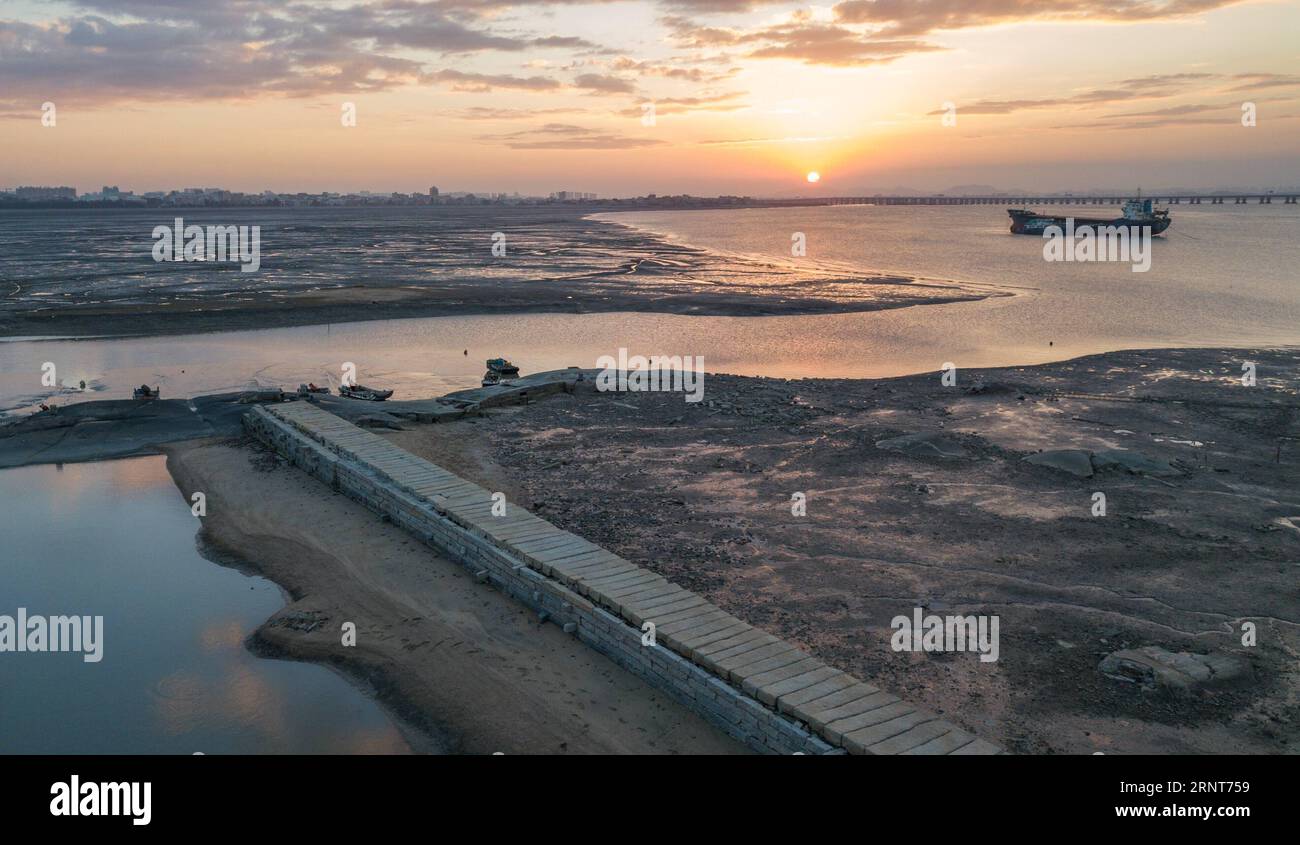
[{"left": 1, "top": 0, "right": 1297, "bottom": 195}]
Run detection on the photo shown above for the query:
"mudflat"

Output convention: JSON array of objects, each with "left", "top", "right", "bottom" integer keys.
[
  {"left": 381, "top": 346, "right": 1300, "bottom": 754},
  {"left": 0, "top": 206, "right": 991, "bottom": 339}
]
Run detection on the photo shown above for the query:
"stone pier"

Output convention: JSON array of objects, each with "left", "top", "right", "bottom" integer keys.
[{"left": 246, "top": 401, "right": 1000, "bottom": 755}]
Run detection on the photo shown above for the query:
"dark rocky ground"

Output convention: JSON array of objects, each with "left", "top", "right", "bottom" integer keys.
[{"left": 387, "top": 346, "right": 1300, "bottom": 754}]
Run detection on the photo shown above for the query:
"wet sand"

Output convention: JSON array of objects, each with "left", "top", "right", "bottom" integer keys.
[
  {"left": 380, "top": 346, "right": 1300, "bottom": 754},
  {"left": 1, "top": 206, "right": 991, "bottom": 340},
  {"left": 164, "top": 439, "right": 747, "bottom": 755}
]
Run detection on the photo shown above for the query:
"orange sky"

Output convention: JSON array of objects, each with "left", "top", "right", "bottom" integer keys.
[{"left": 2, "top": 0, "right": 1298, "bottom": 195}]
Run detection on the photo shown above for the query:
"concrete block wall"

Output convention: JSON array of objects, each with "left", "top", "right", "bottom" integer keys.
[{"left": 245, "top": 405, "right": 839, "bottom": 754}]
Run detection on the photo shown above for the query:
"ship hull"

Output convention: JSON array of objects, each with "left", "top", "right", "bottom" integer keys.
[{"left": 1008, "top": 210, "right": 1170, "bottom": 236}]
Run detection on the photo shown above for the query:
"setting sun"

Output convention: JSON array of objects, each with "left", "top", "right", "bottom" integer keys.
[{"left": 806, "top": 172, "right": 821, "bottom": 184}]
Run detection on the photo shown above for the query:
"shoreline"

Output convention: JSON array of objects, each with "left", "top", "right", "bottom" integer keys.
[
  {"left": 0, "top": 286, "right": 993, "bottom": 343},
  {"left": 186, "top": 525, "right": 432, "bottom": 754}
]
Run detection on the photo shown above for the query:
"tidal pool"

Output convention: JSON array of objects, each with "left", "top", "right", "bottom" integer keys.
[{"left": 0, "top": 455, "right": 410, "bottom": 754}]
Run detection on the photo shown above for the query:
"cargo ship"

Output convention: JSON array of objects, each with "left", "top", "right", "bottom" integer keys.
[{"left": 1008, "top": 197, "right": 1171, "bottom": 235}]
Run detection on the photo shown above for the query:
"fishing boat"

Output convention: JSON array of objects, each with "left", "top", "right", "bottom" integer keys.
[
  {"left": 298, "top": 383, "right": 330, "bottom": 396},
  {"left": 340, "top": 384, "right": 393, "bottom": 401}
]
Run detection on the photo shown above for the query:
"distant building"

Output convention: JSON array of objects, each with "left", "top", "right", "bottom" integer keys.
[
  {"left": 549, "top": 191, "right": 597, "bottom": 201},
  {"left": 429, "top": 186, "right": 439, "bottom": 197},
  {"left": 16, "top": 185, "right": 76, "bottom": 200}
]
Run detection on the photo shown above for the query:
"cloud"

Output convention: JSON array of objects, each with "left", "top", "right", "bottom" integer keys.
[
  {"left": 451, "top": 106, "right": 586, "bottom": 120},
  {"left": 697, "top": 134, "right": 839, "bottom": 145},
  {"left": 615, "top": 92, "right": 749, "bottom": 117},
  {"left": 929, "top": 73, "right": 1218, "bottom": 115},
  {"left": 0, "top": 0, "right": 607, "bottom": 108},
  {"left": 608, "top": 56, "right": 740, "bottom": 83},
  {"left": 833, "top": 0, "right": 1251, "bottom": 37},
  {"left": 662, "top": 0, "right": 1259, "bottom": 67},
  {"left": 1224, "top": 72, "right": 1300, "bottom": 92},
  {"left": 477, "top": 122, "right": 667, "bottom": 149},
  {"left": 2, "top": 0, "right": 1285, "bottom": 116},
  {"left": 572, "top": 73, "right": 639, "bottom": 94},
  {"left": 745, "top": 26, "right": 942, "bottom": 65},
  {"left": 660, "top": 15, "right": 942, "bottom": 66},
  {"left": 428, "top": 69, "right": 562, "bottom": 92},
  {"left": 427, "top": 70, "right": 645, "bottom": 98}
]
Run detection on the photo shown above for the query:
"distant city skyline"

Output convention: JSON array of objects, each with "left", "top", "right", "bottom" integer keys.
[
  {"left": 6, "top": 180, "right": 1300, "bottom": 204},
  {"left": 1, "top": 1, "right": 1298, "bottom": 195}
]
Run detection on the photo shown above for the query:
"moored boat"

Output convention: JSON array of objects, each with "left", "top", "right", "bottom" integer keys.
[
  {"left": 485, "top": 358, "right": 520, "bottom": 377},
  {"left": 1008, "top": 197, "right": 1171, "bottom": 235},
  {"left": 340, "top": 384, "right": 393, "bottom": 401},
  {"left": 482, "top": 357, "right": 520, "bottom": 387}
]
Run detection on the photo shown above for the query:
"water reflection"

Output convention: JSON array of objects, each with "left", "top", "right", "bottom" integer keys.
[{"left": 0, "top": 456, "right": 409, "bottom": 754}]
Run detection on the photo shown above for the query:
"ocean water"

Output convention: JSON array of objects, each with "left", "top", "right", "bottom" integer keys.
[
  {"left": 0, "top": 456, "right": 412, "bottom": 754},
  {"left": 601, "top": 203, "right": 1300, "bottom": 354},
  {"left": 2, "top": 203, "right": 1298, "bottom": 414}
]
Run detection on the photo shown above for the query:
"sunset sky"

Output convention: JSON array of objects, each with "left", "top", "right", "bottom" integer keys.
[{"left": 2, "top": 0, "right": 1298, "bottom": 195}]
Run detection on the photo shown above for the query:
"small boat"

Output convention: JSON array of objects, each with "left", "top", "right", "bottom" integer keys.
[
  {"left": 485, "top": 358, "right": 520, "bottom": 377},
  {"left": 483, "top": 357, "right": 520, "bottom": 386},
  {"left": 340, "top": 384, "right": 393, "bottom": 401},
  {"left": 133, "top": 385, "right": 160, "bottom": 400},
  {"left": 298, "top": 383, "right": 331, "bottom": 396}
]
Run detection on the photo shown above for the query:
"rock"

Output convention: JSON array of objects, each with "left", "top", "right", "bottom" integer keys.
[
  {"left": 1098, "top": 646, "right": 1247, "bottom": 694},
  {"left": 875, "top": 432, "right": 969, "bottom": 458},
  {"left": 965, "top": 379, "right": 1017, "bottom": 396},
  {"left": 1091, "top": 449, "right": 1179, "bottom": 477},
  {"left": 355, "top": 415, "right": 405, "bottom": 430},
  {"left": 1023, "top": 449, "right": 1094, "bottom": 477}
]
